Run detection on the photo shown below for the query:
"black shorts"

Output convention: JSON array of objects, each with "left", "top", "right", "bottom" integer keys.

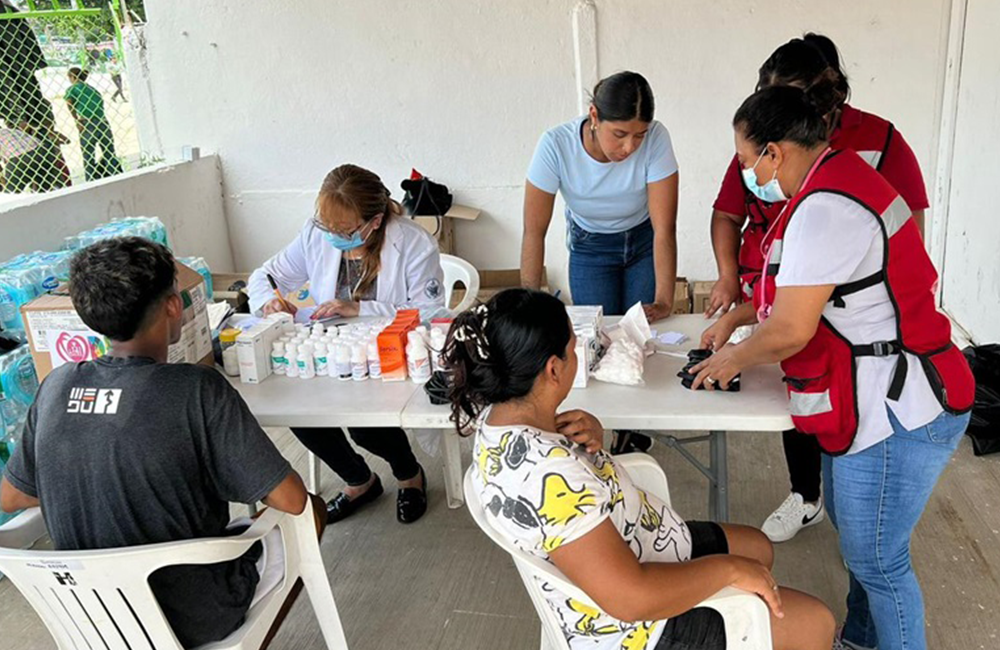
[{"left": 654, "top": 521, "right": 729, "bottom": 650}]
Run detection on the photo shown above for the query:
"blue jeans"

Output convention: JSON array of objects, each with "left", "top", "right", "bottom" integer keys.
[
  {"left": 567, "top": 217, "right": 655, "bottom": 315},
  {"left": 822, "top": 408, "right": 970, "bottom": 650}
]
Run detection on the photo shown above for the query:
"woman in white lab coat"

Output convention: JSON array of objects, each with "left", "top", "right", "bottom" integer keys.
[{"left": 248, "top": 164, "right": 444, "bottom": 524}]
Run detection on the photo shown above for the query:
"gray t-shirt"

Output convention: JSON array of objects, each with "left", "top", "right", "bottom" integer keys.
[{"left": 4, "top": 356, "right": 292, "bottom": 648}]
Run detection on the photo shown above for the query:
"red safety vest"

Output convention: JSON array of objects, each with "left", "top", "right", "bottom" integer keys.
[
  {"left": 739, "top": 107, "right": 896, "bottom": 300},
  {"left": 753, "top": 149, "right": 974, "bottom": 454}
]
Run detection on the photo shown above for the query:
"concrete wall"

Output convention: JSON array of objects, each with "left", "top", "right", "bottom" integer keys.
[
  {"left": 139, "top": 1, "right": 953, "bottom": 298},
  {"left": 937, "top": 0, "right": 1000, "bottom": 343},
  {"left": 0, "top": 156, "right": 234, "bottom": 272}
]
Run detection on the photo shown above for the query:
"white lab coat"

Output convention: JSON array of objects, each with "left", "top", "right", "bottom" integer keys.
[{"left": 248, "top": 215, "right": 445, "bottom": 319}]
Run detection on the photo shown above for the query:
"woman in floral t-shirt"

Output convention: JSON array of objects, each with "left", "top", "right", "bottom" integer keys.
[{"left": 444, "top": 289, "right": 835, "bottom": 650}]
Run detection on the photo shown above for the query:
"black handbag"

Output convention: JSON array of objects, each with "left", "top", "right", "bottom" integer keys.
[{"left": 401, "top": 171, "right": 453, "bottom": 216}]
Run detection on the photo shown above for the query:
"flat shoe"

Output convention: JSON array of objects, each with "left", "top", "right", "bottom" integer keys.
[
  {"left": 397, "top": 467, "right": 427, "bottom": 524},
  {"left": 326, "top": 475, "right": 384, "bottom": 524}
]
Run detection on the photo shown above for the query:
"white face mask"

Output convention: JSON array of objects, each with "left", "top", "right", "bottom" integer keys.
[{"left": 741, "top": 147, "right": 787, "bottom": 204}]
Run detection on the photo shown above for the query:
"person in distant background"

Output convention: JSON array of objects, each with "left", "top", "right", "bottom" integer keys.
[
  {"left": 0, "top": 118, "right": 41, "bottom": 192},
  {"left": 109, "top": 54, "right": 126, "bottom": 102},
  {"left": 66, "top": 67, "right": 122, "bottom": 181}
]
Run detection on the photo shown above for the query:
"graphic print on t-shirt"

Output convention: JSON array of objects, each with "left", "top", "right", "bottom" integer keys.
[
  {"left": 66, "top": 387, "right": 122, "bottom": 414},
  {"left": 473, "top": 421, "right": 693, "bottom": 650}
]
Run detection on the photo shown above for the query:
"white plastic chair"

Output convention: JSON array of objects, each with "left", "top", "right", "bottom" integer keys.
[
  {"left": 0, "top": 499, "right": 349, "bottom": 650},
  {"left": 0, "top": 507, "right": 47, "bottom": 551},
  {"left": 464, "top": 453, "right": 772, "bottom": 650},
  {"left": 440, "top": 254, "right": 480, "bottom": 313}
]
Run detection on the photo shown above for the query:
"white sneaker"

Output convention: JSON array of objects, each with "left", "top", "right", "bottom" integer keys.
[{"left": 761, "top": 492, "right": 825, "bottom": 543}]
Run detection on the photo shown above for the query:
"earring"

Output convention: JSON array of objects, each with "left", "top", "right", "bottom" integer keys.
[{"left": 591, "top": 123, "right": 597, "bottom": 133}]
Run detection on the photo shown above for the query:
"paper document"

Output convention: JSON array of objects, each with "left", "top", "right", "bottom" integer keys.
[
  {"left": 207, "top": 301, "right": 233, "bottom": 331},
  {"left": 294, "top": 306, "right": 318, "bottom": 324},
  {"left": 657, "top": 331, "right": 688, "bottom": 345}
]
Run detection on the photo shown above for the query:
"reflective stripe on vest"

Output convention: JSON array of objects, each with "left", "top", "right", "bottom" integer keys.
[{"left": 789, "top": 390, "right": 833, "bottom": 417}]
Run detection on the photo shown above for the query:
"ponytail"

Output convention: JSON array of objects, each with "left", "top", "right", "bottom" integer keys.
[
  {"left": 757, "top": 34, "right": 849, "bottom": 116},
  {"left": 734, "top": 75, "right": 838, "bottom": 149},
  {"left": 443, "top": 289, "right": 572, "bottom": 433}
]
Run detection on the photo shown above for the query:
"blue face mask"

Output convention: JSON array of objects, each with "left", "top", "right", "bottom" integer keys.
[
  {"left": 323, "top": 221, "right": 373, "bottom": 251},
  {"left": 741, "top": 147, "right": 787, "bottom": 204}
]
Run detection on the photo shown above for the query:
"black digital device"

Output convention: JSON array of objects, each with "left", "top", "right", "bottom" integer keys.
[{"left": 677, "top": 348, "right": 741, "bottom": 392}]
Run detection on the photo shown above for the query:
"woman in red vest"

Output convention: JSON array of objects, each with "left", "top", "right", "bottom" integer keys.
[
  {"left": 691, "top": 79, "right": 974, "bottom": 650},
  {"left": 707, "top": 35, "right": 931, "bottom": 546}
]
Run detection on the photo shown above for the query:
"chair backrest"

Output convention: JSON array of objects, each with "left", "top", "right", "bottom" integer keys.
[
  {"left": 0, "top": 508, "right": 295, "bottom": 650},
  {"left": 440, "top": 254, "right": 480, "bottom": 313},
  {"left": 463, "top": 453, "right": 671, "bottom": 650}
]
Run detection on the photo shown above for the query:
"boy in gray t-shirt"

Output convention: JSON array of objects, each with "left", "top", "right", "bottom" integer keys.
[{"left": 1, "top": 238, "right": 312, "bottom": 648}]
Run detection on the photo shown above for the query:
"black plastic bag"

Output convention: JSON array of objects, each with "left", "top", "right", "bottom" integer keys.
[{"left": 962, "top": 345, "right": 1000, "bottom": 456}]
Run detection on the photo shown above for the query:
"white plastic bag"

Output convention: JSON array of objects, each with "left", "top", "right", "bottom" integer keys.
[{"left": 592, "top": 302, "right": 651, "bottom": 386}]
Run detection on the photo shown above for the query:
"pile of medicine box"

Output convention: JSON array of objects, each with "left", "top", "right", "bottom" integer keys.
[
  {"left": 377, "top": 309, "right": 421, "bottom": 381},
  {"left": 236, "top": 312, "right": 294, "bottom": 384}
]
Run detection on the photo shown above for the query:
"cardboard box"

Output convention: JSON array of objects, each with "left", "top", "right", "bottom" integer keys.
[
  {"left": 692, "top": 281, "right": 716, "bottom": 315},
  {"left": 413, "top": 204, "right": 480, "bottom": 255},
  {"left": 672, "top": 277, "right": 692, "bottom": 315},
  {"left": 236, "top": 315, "right": 288, "bottom": 384},
  {"left": 21, "top": 262, "right": 213, "bottom": 381}
]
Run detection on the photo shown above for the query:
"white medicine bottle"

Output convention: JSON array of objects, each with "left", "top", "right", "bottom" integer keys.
[
  {"left": 271, "top": 341, "right": 287, "bottom": 376},
  {"left": 335, "top": 344, "right": 352, "bottom": 381},
  {"left": 406, "top": 330, "right": 432, "bottom": 384},
  {"left": 351, "top": 344, "right": 369, "bottom": 381},
  {"left": 298, "top": 343, "right": 316, "bottom": 379},
  {"left": 285, "top": 343, "right": 300, "bottom": 378},
  {"left": 313, "top": 342, "right": 329, "bottom": 376},
  {"left": 429, "top": 329, "right": 446, "bottom": 373},
  {"left": 367, "top": 340, "right": 382, "bottom": 379}
]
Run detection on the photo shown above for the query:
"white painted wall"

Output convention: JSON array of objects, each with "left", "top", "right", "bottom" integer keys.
[
  {"left": 938, "top": 0, "right": 1000, "bottom": 343},
  {"left": 139, "top": 1, "right": 953, "bottom": 300},
  {"left": 0, "top": 156, "right": 235, "bottom": 272}
]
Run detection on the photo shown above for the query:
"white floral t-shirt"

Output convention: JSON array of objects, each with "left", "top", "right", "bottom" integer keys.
[{"left": 473, "top": 417, "right": 693, "bottom": 650}]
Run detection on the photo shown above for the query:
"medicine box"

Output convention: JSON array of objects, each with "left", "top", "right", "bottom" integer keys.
[
  {"left": 236, "top": 313, "right": 289, "bottom": 384},
  {"left": 573, "top": 336, "right": 592, "bottom": 389}
]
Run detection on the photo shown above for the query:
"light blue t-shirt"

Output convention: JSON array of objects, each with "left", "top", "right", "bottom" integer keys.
[{"left": 527, "top": 117, "right": 679, "bottom": 234}]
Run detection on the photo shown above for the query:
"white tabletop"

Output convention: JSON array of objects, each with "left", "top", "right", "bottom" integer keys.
[
  {"left": 229, "top": 373, "right": 420, "bottom": 428},
  {"left": 400, "top": 314, "right": 793, "bottom": 432}
]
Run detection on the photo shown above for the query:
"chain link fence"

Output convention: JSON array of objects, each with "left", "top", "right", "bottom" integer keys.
[{"left": 1, "top": 0, "right": 146, "bottom": 194}]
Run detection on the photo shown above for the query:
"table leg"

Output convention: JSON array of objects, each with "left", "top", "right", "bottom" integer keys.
[
  {"left": 709, "top": 431, "right": 729, "bottom": 522},
  {"left": 441, "top": 427, "right": 465, "bottom": 509},
  {"left": 308, "top": 451, "right": 320, "bottom": 494}
]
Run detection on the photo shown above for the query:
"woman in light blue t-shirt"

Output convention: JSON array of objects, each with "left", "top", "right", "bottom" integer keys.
[{"left": 521, "top": 71, "right": 679, "bottom": 320}]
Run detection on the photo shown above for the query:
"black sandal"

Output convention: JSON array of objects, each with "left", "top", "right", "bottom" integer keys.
[
  {"left": 396, "top": 466, "right": 428, "bottom": 524},
  {"left": 326, "top": 474, "right": 384, "bottom": 524}
]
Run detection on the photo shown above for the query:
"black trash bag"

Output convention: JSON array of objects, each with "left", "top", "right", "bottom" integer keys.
[
  {"left": 401, "top": 170, "right": 453, "bottom": 216},
  {"left": 677, "top": 349, "right": 741, "bottom": 392},
  {"left": 963, "top": 345, "right": 1000, "bottom": 456}
]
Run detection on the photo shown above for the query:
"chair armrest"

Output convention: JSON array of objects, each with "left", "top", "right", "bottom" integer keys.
[{"left": 0, "top": 507, "right": 47, "bottom": 549}]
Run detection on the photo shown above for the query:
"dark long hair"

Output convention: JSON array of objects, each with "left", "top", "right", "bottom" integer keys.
[
  {"left": 757, "top": 33, "right": 849, "bottom": 117},
  {"left": 734, "top": 74, "right": 840, "bottom": 150},
  {"left": 443, "top": 289, "right": 572, "bottom": 433}
]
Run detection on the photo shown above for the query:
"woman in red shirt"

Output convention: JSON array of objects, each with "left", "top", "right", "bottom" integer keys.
[{"left": 705, "top": 34, "right": 930, "bottom": 546}]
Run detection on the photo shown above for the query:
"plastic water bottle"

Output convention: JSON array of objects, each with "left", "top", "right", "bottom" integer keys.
[
  {"left": 178, "top": 256, "right": 213, "bottom": 296},
  {"left": 0, "top": 346, "right": 39, "bottom": 430}
]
